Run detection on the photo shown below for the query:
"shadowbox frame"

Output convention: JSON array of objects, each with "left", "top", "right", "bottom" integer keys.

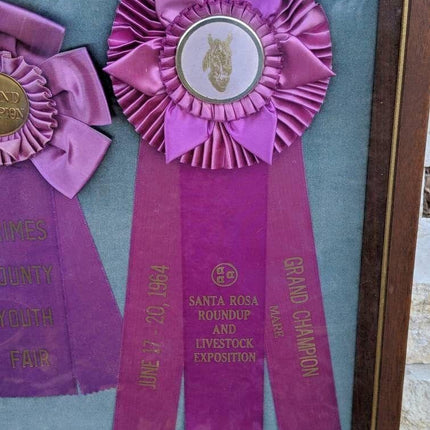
[{"left": 352, "top": 0, "right": 430, "bottom": 429}]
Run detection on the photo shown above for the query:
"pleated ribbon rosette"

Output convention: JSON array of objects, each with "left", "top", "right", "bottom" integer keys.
[
  {"left": 106, "top": 0, "right": 341, "bottom": 429},
  {"left": 0, "top": 1, "right": 122, "bottom": 397}
]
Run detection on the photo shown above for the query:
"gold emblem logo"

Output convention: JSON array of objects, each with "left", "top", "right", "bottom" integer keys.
[
  {"left": 202, "top": 34, "right": 233, "bottom": 93},
  {"left": 211, "top": 263, "right": 238, "bottom": 288},
  {"left": 0, "top": 73, "right": 29, "bottom": 137}
]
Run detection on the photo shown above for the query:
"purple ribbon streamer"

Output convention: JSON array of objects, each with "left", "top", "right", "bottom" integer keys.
[
  {"left": 266, "top": 140, "right": 341, "bottom": 429},
  {"left": 114, "top": 146, "right": 268, "bottom": 430},
  {"left": 0, "top": 161, "right": 121, "bottom": 396},
  {"left": 180, "top": 164, "right": 268, "bottom": 430},
  {"left": 115, "top": 145, "right": 183, "bottom": 429}
]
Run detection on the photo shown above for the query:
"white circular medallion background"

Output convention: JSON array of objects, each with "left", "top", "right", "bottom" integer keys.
[{"left": 176, "top": 16, "right": 264, "bottom": 104}]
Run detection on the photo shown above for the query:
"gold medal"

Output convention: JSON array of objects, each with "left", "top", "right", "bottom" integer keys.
[{"left": 0, "top": 73, "right": 29, "bottom": 137}]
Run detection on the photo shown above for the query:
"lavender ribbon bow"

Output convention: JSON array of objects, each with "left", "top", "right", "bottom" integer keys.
[{"left": 0, "top": 0, "right": 111, "bottom": 198}]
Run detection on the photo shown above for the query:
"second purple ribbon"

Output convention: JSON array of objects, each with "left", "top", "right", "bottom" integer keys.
[{"left": 0, "top": 2, "right": 122, "bottom": 397}]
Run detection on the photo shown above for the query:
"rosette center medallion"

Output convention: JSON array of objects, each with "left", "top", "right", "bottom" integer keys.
[
  {"left": 176, "top": 16, "right": 264, "bottom": 104},
  {"left": 0, "top": 73, "right": 29, "bottom": 137}
]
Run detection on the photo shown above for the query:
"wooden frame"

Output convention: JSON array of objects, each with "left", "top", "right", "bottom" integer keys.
[{"left": 353, "top": 1, "right": 430, "bottom": 429}]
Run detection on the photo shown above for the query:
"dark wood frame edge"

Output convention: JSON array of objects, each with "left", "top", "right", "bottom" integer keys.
[{"left": 352, "top": 1, "right": 430, "bottom": 429}]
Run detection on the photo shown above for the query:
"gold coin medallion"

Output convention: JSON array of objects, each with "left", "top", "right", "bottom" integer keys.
[{"left": 0, "top": 73, "right": 29, "bottom": 137}]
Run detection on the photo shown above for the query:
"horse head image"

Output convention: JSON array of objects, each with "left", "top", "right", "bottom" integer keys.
[{"left": 202, "top": 33, "right": 233, "bottom": 93}]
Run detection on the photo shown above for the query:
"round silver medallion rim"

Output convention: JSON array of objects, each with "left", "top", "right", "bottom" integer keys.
[
  {"left": 0, "top": 72, "right": 30, "bottom": 138},
  {"left": 175, "top": 15, "right": 265, "bottom": 105}
]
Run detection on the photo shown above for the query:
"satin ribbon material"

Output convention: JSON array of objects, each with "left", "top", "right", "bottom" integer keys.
[
  {"left": 105, "top": 40, "right": 164, "bottom": 97},
  {"left": 165, "top": 103, "right": 214, "bottom": 163},
  {"left": 0, "top": 1, "right": 65, "bottom": 66},
  {"left": 106, "top": 0, "right": 334, "bottom": 169},
  {"left": 0, "top": 52, "right": 57, "bottom": 166},
  {"left": 0, "top": 1, "right": 112, "bottom": 197},
  {"left": 31, "top": 47, "right": 112, "bottom": 197},
  {"left": 180, "top": 163, "right": 268, "bottom": 430},
  {"left": 0, "top": 1, "right": 122, "bottom": 397},
  {"left": 52, "top": 191, "right": 122, "bottom": 394},
  {"left": 224, "top": 103, "right": 278, "bottom": 165},
  {"left": 156, "top": 0, "right": 197, "bottom": 27},
  {"left": 40, "top": 48, "right": 111, "bottom": 126},
  {"left": 266, "top": 141, "right": 341, "bottom": 429},
  {"left": 31, "top": 115, "right": 111, "bottom": 199},
  {"left": 115, "top": 144, "right": 183, "bottom": 429},
  {"left": 156, "top": 0, "right": 282, "bottom": 26},
  {"left": 249, "top": 0, "right": 282, "bottom": 17},
  {"left": 279, "top": 36, "right": 335, "bottom": 89},
  {"left": 0, "top": 162, "right": 121, "bottom": 396},
  {"left": 108, "top": 0, "right": 339, "bottom": 427}
]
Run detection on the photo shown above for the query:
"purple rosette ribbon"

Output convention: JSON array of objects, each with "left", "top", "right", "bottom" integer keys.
[
  {"left": 106, "top": 0, "right": 334, "bottom": 168},
  {"left": 107, "top": 0, "right": 340, "bottom": 428},
  {"left": 0, "top": 1, "right": 122, "bottom": 397}
]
